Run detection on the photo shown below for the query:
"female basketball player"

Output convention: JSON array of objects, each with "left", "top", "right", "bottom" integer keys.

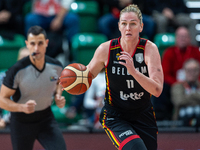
[{"left": 87, "top": 4, "right": 163, "bottom": 150}]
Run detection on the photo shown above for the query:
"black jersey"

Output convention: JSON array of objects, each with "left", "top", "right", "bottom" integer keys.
[{"left": 104, "top": 37, "right": 151, "bottom": 113}]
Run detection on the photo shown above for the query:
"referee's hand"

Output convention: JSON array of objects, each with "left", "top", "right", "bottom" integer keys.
[
  {"left": 22, "top": 100, "right": 37, "bottom": 114},
  {"left": 55, "top": 94, "right": 66, "bottom": 108}
]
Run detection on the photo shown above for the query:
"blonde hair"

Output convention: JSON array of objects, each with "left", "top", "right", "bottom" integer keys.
[{"left": 120, "top": 4, "right": 143, "bottom": 24}]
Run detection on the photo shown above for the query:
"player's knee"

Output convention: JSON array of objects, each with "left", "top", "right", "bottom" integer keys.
[{"left": 122, "top": 138, "right": 147, "bottom": 150}]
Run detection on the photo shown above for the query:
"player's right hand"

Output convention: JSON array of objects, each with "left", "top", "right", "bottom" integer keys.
[{"left": 22, "top": 100, "right": 37, "bottom": 114}]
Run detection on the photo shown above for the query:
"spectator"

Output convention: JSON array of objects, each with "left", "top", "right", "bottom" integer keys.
[
  {"left": 0, "top": 117, "right": 6, "bottom": 129},
  {"left": 17, "top": 47, "right": 30, "bottom": 60},
  {"left": 0, "top": 0, "right": 27, "bottom": 36},
  {"left": 97, "top": 0, "right": 156, "bottom": 41},
  {"left": 171, "top": 58, "right": 200, "bottom": 126},
  {"left": 83, "top": 69, "right": 105, "bottom": 129},
  {"left": 0, "top": 47, "right": 30, "bottom": 129},
  {"left": 0, "top": 70, "right": 6, "bottom": 129},
  {"left": 151, "top": 26, "right": 200, "bottom": 120},
  {"left": 66, "top": 70, "right": 106, "bottom": 129},
  {"left": 65, "top": 93, "right": 85, "bottom": 120},
  {"left": 152, "top": 0, "right": 198, "bottom": 45},
  {"left": 65, "top": 92, "right": 101, "bottom": 128},
  {"left": 25, "top": 0, "right": 79, "bottom": 59}
]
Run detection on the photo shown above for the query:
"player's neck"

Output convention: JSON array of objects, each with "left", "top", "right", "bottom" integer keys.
[{"left": 120, "top": 37, "right": 138, "bottom": 54}]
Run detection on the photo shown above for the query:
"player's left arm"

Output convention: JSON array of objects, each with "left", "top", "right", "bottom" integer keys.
[
  {"left": 55, "top": 80, "right": 66, "bottom": 108},
  {"left": 145, "top": 41, "right": 164, "bottom": 97},
  {"left": 119, "top": 41, "right": 163, "bottom": 97}
]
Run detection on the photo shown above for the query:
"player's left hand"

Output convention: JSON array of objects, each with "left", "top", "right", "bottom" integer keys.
[
  {"left": 55, "top": 94, "right": 66, "bottom": 108},
  {"left": 119, "top": 51, "right": 136, "bottom": 75}
]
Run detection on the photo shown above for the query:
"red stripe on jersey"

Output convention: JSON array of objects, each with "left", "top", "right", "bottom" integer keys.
[
  {"left": 136, "top": 38, "right": 147, "bottom": 49},
  {"left": 119, "top": 135, "right": 140, "bottom": 150},
  {"left": 110, "top": 38, "right": 120, "bottom": 49},
  {"left": 105, "top": 40, "right": 112, "bottom": 68}
]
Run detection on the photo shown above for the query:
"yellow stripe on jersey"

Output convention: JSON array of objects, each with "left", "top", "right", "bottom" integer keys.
[
  {"left": 137, "top": 47, "right": 144, "bottom": 50},
  {"left": 102, "top": 110, "right": 120, "bottom": 149},
  {"left": 110, "top": 46, "right": 120, "bottom": 50},
  {"left": 105, "top": 129, "right": 120, "bottom": 149},
  {"left": 105, "top": 68, "right": 112, "bottom": 105}
]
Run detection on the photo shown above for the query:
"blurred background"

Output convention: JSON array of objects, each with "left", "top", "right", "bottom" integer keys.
[{"left": 0, "top": 0, "right": 200, "bottom": 149}]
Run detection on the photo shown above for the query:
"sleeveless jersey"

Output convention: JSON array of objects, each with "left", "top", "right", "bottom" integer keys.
[{"left": 104, "top": 37, "right": 151, "bottom": 113}]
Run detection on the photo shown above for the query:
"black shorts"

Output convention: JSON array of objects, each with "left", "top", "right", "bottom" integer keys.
[
  {"left": 10, "top": 107, "right": 66, "bottom": 150},
  {"left": 99, "top": 104, "right": 158, "bottom": 150}
]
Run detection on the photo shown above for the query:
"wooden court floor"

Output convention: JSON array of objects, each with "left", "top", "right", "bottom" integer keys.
[{"left": 0, "top": 132, "right": 200, "bottom": 150}]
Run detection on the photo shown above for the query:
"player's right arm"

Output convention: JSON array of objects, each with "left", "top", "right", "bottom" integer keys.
[
  {"left": 87, "top": 41, "right": 110, "bottom": 78},
  {"left": 0, "top": 84, "right": 36, "bottom": 114}
]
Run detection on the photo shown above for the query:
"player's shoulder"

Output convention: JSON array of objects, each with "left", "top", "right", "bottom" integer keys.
[
  {"left": 45, "top": 55, "right": 63, "bottom": 68},
  {"left": 98, "top": 37, "right": 121, "bottom": 50},
  {"left": 144, "top": 40, "right": 162, "bottom": 59},
  {"left": 145, "top": 40, "right": 157, "bottom": 49},
  {"left": 99, "top": 40, "right": 111, "bottom": 49},
  {"left": 94, "top": 40, "right": 111, "bottom": 56}
]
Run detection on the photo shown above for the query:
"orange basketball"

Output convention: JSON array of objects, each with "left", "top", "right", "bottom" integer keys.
[{"left": 60, "top": 63, "right": 93, "bottom": 95}]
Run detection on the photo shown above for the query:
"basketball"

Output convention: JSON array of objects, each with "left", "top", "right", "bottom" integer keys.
[{"left": 60, "top": 63, "right": 93, "bottom": 95}]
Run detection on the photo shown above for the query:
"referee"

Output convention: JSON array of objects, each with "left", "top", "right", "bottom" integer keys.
[{"left": 0, "top": 26, "right": 66, "bottom": 150}]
